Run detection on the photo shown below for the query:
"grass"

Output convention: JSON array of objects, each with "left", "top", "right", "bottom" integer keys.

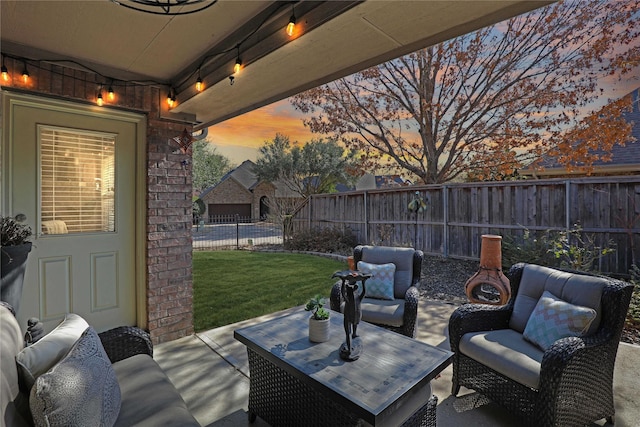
[{"left": 193, "top": 250, "right": 346, "bottom": 332}]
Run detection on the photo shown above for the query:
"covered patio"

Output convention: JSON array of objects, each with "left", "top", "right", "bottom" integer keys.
[
  {"left": 155, "top": 299, "right": 640, "bottom": 426},
  {"left": 1, "top": 0, "right": 553, "bottom": 342}
]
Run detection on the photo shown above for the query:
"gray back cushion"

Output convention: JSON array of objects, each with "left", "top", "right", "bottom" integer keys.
[
  {"left": 360, "top": 246, "right": 415, "bottom": 298},
  {"left": 509, "top": 264, "right": 605, "bottom": 334}
]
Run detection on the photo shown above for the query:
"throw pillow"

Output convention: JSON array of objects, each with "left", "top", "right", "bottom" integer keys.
[
  {"left": 30, "top": 326, "right": 121, "bottom": 427},
  {"left": 357, "top": 261, "right": 396, "bottom": 300},
  {"left": 523, "top": 290, "right": 597, "bottom": 351},
  {"left": 16, "top": 313, "right": 89, "bottom": 393}
]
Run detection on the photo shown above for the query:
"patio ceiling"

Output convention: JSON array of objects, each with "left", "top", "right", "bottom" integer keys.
[{"left": 0, "top": 1, "right": 552, "bottom": 130}]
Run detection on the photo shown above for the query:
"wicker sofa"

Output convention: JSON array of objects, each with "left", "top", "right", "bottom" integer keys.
[
  {"left": 449, "top": 263, "right": 634, "bottom": 427},
  {"left": 330, "top": 245, "right": 423, "bottom": 338},
  {"left": 1, "top": 303, "right": 199, "bottom": 427}
]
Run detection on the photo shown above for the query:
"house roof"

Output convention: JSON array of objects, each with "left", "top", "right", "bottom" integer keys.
[
  {"left": 522, "top": 87, "right": 640, "bottom": 176},
  {"left": 200, "top": 160, "right": 258, "bottom": 198},
  {"left": 0, "top": 1, "right": 552, "bottom": 130}
]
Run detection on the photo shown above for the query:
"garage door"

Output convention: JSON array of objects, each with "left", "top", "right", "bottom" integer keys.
[{"left": 208, "top": 203, "right": 251, "bottom": 221}]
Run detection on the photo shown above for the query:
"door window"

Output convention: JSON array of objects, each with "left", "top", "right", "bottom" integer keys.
[{"left": 39, "top": 126, "right": 116, "bottom": 235}]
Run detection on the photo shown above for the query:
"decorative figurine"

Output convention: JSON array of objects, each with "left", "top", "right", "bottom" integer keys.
[{"left": 332, "top": 270, "right": 371, "bottom": 361}]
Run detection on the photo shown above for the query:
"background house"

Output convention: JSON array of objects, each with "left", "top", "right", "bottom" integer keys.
[
  {"left": 521, "top": 87, "right": 640, "bottom": 178},
  {"left": 199, "top": 160, "right": 274, "bottom": 221}
]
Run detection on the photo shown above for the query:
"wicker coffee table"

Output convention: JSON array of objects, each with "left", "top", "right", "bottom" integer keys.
[{"left": 234, "top": 309, "right": 452, "bottom": 426}]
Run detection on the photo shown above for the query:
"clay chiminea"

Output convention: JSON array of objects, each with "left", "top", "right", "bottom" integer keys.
[{"left": 464, "top": 235, "right": 511, "bottom": 305}]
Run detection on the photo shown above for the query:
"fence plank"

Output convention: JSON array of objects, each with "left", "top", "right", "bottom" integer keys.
[{"left": 290, "top": 177, "right": 640, "bottom": 275}]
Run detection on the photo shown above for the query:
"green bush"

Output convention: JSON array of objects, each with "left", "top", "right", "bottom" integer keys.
[
  {"left": 502, "top": 224, "right": 615, "bottom": 273},
  {"left": 285, "top": 227, "right": 357, "bottom": 255},
  {"left": 502, "top": 228, "right": 560, "bottom": 271}
]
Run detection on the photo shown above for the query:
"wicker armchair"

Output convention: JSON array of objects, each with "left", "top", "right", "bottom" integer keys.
[
  {"left": 449, "top": 263, "right": 634, "bottom": 427},
  {"left": 331, "top": 245, "right": 423, "bottom": 338}
]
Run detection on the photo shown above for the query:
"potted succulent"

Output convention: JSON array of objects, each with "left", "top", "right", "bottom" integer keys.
[
  {"left": 305, "top": 295, "right": 331, "bottom": 343},
  {"left": 1, "top": 216, "right": 33, "bottom": 313}
]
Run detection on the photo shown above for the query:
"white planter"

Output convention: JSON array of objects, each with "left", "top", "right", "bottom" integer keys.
[{"left": 308, "top": 317, "right": 330, "bottom": 343}]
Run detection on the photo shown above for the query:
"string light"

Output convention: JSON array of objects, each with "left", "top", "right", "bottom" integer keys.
[
  {"left": 234, "top": 46, "right": 242, "bottom": 74},
  {"left": 196, "top": 69, "right": 203, "bottom": 92},
  {"left": 21, "top": 62, "right": 29, "bottom": 83},
  {"left": 1, "top": 55, "right": 8, "bottom": 82},
  {"left": 1, "top": 2, "right": 306, "bottom": 101},
  {"left": 286, "top": 4, "right": 296, "bottom": 37}
]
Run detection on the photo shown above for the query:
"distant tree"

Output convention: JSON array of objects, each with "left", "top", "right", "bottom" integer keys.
[
  {"left": 291, "top": 0, "right": 639, "bottom": 183},
  {"left": 253, "top": 133, "right": 358, "bottom": 198},
  {"left": 192, "top": 140, "right": 233, "bottom": 193}
]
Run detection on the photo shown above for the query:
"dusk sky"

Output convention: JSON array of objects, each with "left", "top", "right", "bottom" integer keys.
[
  {"left": 208, "top": 72, "right": 639, "bottom": 167},
  {"left": 207, "top": 2, "right": 640, "bottom": 168}
]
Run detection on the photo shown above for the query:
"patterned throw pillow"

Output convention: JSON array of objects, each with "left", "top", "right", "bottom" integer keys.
[
  {"left": 16, "top": 313, "right": 89, "bottom": 393},
  {"left": 30, "top": 327, "right": 121, "bottom": 427},
  {"left": 523, "top": 290, "right": 597, "bottom": 351},
  {"left": 357, "top": 261, "right": 396, "bottom": 300}
]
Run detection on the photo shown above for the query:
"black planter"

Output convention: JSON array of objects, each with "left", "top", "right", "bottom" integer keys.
[{"left": 1, "top": 242, "right": 32, "bottom": 314}]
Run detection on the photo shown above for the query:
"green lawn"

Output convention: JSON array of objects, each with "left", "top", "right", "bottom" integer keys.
[{"left": 193, "top": 250, "right": 346, "bottom": 332}]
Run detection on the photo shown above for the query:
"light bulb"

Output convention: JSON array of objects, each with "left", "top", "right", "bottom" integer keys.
[
  {"left": 1, "top": 65, "right": 8, "bottom": 82},
  {"left": 97, "top": 92, "right": 104, "bottom": 107},
  {"left": 286, "top": 16, "right": 296, "bottom": 36},
  {"left": 234, "top": 58, "right": 242, "bottom": 74},
  {"left": 22, "top": 67, "right": 29, "bottom": 83},
  {"left": 196, "top": 77, "right": 203, "bottom": 92},
  {"left": 108, "top": 86, "right": 115, "bottom": 100}
]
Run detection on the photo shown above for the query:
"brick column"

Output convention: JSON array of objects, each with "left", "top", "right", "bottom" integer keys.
[{"left": 146, "top": 117, "right": 195, "bottom": 344}]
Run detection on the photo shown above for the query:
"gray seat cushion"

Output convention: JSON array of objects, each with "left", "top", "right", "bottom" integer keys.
[
  {"left": 339, "top": 298, "right": 405, "bottom": 327},
  {"left": 459, "top": 329, "right": 543, "bottom": 390},
  {"left": 509, "top": 264, "right": 605, "bottom": 334},
  {"left": 112, "top": 354, "right": 199, "bottom": 427}
]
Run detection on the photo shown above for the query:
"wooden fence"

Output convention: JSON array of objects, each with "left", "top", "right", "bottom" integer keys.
[{"left": 290, "top": 176, "right": 640, "bottom": 276}]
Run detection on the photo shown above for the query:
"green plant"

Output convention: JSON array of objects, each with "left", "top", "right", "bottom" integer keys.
[
  {"left": 626, "top": 264, "right": 640, "bottom": 328},
  {"left": 305, "top": 295, "right": 330, "bottom": 320},
  {"left": 1, "top": 216, "right": 33, "bottom": 246},
  {"left": 502, "top": 224, "right": 615, "bottom": 273},
  {"left": 550, "top": 223, "right": 615, "bottom": 272},
  {"left": 502, "top": 227, "right": 559, "bottom": 270}
]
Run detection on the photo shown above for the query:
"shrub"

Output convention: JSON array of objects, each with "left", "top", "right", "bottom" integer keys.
[
  {"left": 502, "top": 224, "right": 615, "bottom": 273},
  {"left": 502, "top": 228, "right": 560, "bottom": 270},
  {"left": 285, "top": 227, "right": 357, "bottom": 255}
]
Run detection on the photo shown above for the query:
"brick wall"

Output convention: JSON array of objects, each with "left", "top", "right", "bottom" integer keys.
[{"left": 2, "top": 56, "right": 194, "bottom": 344}]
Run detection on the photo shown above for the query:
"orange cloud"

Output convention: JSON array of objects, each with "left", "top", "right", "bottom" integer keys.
[{"left": 208, "top": 100, "right": 314, "bottom": 150}]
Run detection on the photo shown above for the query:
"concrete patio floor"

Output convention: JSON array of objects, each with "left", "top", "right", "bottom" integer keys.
[{"left": 154, "top": 300, "right": 640, "bottom": 427}]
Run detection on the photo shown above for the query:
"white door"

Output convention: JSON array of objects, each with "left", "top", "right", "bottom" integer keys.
[{"left": 3, "top": 93, "right": 144, "bottom": 333}]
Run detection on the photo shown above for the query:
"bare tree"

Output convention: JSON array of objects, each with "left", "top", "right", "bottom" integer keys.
[{"left": 292, "top": 0, "right": 639, "bottom": 183}]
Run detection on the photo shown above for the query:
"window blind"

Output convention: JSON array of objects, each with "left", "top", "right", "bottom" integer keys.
[{"left": 40, "top": 127, "right": 116, "bottom": 234}]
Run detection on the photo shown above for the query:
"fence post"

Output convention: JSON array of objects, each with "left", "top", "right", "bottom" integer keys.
[
  {"left": 565, "top": 180, "right": 571, "bottom": 231},
  {"left": 364, "top": 191, "right": 369, "bottom": 244},
  {"left": 443, "top": 185, "right": 449, "bottom": 257},
  {"left": 236, "top": 214, "right": 240, "bottom": 249}
]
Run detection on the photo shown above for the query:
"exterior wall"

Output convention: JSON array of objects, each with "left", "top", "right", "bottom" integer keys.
[
  {"left": 200, "top": 178, "right": 252, "bottom": 218},
  {"left": 1, "top": 56, "right": 194, "bottom": 344},
  {"left": 252, "top": 181, "right": 276, "bottom": 219}
]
